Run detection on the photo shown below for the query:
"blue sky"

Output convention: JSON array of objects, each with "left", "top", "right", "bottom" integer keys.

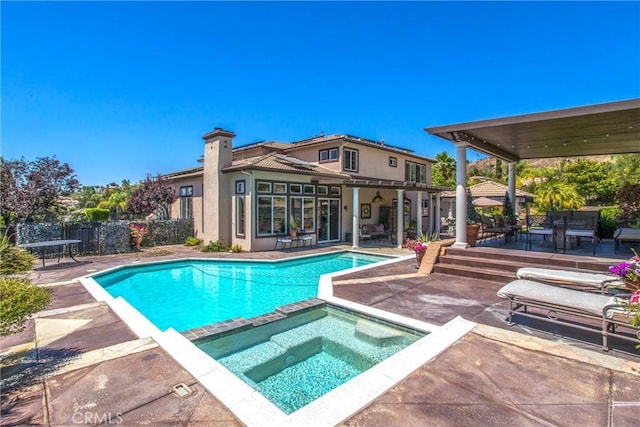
[{"left": 2, "top": 1, "right": 639, "bottom": 186}]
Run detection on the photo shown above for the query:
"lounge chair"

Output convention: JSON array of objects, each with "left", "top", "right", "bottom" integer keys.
[
  {"left": 516, "top": 267, "right": 620, "bottom": 294},
  {"left": 497, "top": 279, "right": 639, "bottom": 351}
]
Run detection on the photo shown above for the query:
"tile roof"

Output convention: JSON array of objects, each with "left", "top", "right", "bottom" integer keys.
[
  {"left": 441, "top": 180, "right": 534, "bottom": 199},
  {"left": 223, "top": 153, "right": 349, "bottom": 178}
]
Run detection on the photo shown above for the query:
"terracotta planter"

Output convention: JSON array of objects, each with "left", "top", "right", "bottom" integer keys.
[
  {"left": 415, "top": 248, "right": 427, "bottom": 268},
  {"left": 467, "top": 224, "right": 480, "bottom": 247},
  {"left": 131, "top": 235, "right": 143, "bottom": 250}
]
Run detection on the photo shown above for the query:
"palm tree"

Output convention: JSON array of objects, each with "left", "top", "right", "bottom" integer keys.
[
  {"left": 433, "top": 152, "right": 456, "bottom": 187},
  {"left": 98, "top": 190, "right": 129, "bottom": 220},
  {"left": 534, "top": 181, "right": 584, "bottom": 213}
]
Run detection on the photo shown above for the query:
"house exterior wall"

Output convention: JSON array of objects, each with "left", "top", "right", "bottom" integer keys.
[
  {"left": 167, "top": 175, "right": 204, "bottom": 238},
  {"left": 165, "top": 130, "right": 437, "bottom": 251},
  {"left": 287, "top": 140, "right": 433, "bottom": 185}
]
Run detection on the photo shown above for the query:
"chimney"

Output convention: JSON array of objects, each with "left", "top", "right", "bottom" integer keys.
[{"left": 202, "top": 127, "right": 235, "bottom": 244}]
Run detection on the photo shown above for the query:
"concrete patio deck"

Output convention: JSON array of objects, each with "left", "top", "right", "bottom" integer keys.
[{"left": 1, "top": 244, "right": 638, "bottom": 426}]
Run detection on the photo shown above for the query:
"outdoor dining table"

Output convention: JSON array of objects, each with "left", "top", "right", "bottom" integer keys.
[{"left": 19, "top": 239, "right": 82, "bottom": 268}]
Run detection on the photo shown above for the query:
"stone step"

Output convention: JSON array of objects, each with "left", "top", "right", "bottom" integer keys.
[{"left": 437, "top": 254, "right": 548, "bottom": 273}]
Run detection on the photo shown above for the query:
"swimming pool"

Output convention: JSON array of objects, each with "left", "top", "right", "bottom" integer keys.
[
  {"left": 92, "top": 251, "right": 391, "bottom": 331},
  {"left": 197, "top": 304, "right": 425, "bottom": 414}
]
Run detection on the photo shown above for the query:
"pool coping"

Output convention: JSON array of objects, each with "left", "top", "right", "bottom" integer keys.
[{"left": 79, "top": 251, "right": 476, "bottom": 426}]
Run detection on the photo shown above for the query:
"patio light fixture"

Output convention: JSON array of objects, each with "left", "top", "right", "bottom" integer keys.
[{"left": 371, "top": 190, "right": 385, "bottom": 204}]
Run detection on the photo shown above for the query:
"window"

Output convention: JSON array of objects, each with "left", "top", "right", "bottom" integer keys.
[
  {"left": 303, "top": 184, "right": 315, "bottom": 195},
  {"left": 319, "top": 147, "right": 339, "bottom": 163},
  {"left": 405, "top": 161, "right": 427, "bottom": 183},
  {"left": 389, "top": 157, "right": 397, "bottom": 167},
  {"left": 330, "top": 186, "right": 341, "bottom": 196},
  {"left": 257, "top": 196, "right": 287, "bottom": 235},
  {"left": 274, "top": 183, "right": 287, "bottom": 194},
  {"left": 257, "top": 181, "right": 272, "bottom": 193},
  {"left": 235, "top": 180, "right": 245, "bottom": 194},
  {"left": 317, "top": 185, "right": 328, "bottom": 195},
  {"left": 343, "top": 148, "right": 359, "bottom": 172},
  {"left": 290, "top": 184, "right": 302, "bottom": 194},
  {"left": 180, "top": 186, "right": 193, "bottom": 220},
  {"left": 290, "top": 197, "right": 315, "bottom": 232},
  {"left": 236, "top": 196, "right": 245, "bottom": 236}
]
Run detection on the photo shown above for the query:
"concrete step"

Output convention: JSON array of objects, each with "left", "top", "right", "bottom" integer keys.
[
  {"left": 433, "top": 263, "right": 515, "bottom": 284},
  {"left": 437, "top": 254, "right": 548, "bottom": 274}
]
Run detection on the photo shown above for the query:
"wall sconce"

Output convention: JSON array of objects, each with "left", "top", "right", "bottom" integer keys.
[{"left": 344, "top": 205, "right": 348, "bottom": 211}]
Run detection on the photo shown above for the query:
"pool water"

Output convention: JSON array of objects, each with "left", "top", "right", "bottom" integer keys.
[
  {"left": 197, "top": 305, "right": 425, "bottom": 414},
  {"left": 93, "top": 251, "right": 390, "bottom": 331}
]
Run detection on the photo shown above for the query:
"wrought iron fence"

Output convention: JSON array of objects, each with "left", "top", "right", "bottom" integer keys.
[{"left": 62, "top": 223, "right": 101, "bottom": 255}]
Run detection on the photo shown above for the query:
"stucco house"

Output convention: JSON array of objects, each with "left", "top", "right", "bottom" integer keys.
[{"left": 164, "top": 128, "right": 447, "bottom": 251}]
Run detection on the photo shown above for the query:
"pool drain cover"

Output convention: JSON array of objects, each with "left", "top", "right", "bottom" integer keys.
[{"left": 172, "top": 383, "right": 193, "bottom": 398}]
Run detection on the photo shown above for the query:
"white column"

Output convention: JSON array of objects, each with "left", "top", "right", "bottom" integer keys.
[
  {"left": 352, "top": 187, "right": 360, "bottom": 248},
  {"left": 396, "top": 189, "right": 404, "bottom": 248},
  {"left": 416, "top": 191, "right": 423, "bottom": 238},
  {"left": 427, "top": 193, "right": 434, "bottom": 238},
  {"left": 435, "top": 193, "right": 441, "bottom": 237},
  {"left": 453, "top": 143, "right": 469, "bottom": 249},
  {"left": 508, "top": 162, "right": 517, "bottom": 219}
]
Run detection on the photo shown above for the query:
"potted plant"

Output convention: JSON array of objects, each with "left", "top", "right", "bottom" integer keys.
[
  {"left": 466, "top": 188, "right": 480, "bottom": 246},
  {"left": 403, "top": 233, "right": 430, "bottom": 268},
  {"left": 502, "top": 192, "right": 517, "bottom": 226},
  {"left": 289, "top": 219, "right": 299, "bottom": 238},
  {"left": 129, "top": 223, "right": 148, "bottom": 250}
]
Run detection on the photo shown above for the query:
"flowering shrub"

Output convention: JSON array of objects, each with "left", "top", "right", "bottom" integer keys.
[
  {"left": 609, "top": 249, "right": 640, "bottom": 292},
  {"left": 403, "top": 239, "right": 428, "bottom": 253},
  {"left": 129, "top": 223, "right": 148, "bottom": 238}
]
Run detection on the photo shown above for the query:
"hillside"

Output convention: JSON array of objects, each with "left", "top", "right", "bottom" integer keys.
[{"left": 468, "top": 155, "right": 614, "bottom": 174}]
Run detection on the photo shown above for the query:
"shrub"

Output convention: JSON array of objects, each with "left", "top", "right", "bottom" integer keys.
[
  {"left": 0, "top": 234, "right": 35, "bottom": 275},
  {"left": 599, "top": 207, "right": 622, "bottom": 238},
  {"left": 0, "top": 276, "right": 51, "bottom": 337},
  {"left": 230, "top": 243, "right": 242, "bottom": 253},
  {"left": 85, "top": 208, "right": 110, "bottom": 222},
  {"left": 185, "top": 236, "right": 203, "bottom": 247},
  {"left": 200, "top": 240, "right": 229, "bottom": 252}
]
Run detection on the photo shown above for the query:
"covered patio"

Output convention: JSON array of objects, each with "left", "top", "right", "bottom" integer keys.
[{"left": 425, "top": 98, "right": 640, "bottom": 249}]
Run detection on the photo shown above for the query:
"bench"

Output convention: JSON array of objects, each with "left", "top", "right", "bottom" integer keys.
[{"left": 497, "top": 279, "right": 639, "bottom": 351}]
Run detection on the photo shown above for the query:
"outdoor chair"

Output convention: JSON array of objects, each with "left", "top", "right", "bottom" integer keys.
[
  {"left": 614, "top": 227, "right": 640, "bottom": 253},
  {"left": 479, "top": 216, "right": 504, "bottom": 244},
  {"left": 563, "top": 211, "right": 600, "bottom": 256},
  {"left": 526, "top": 215, "right": 556, "bottom": 251},
  {"left": 497, "top": 279, "right": 639, "bottom": 352},
  {"left": 516, "top": 267, "right": 621, "bottom": 294}
]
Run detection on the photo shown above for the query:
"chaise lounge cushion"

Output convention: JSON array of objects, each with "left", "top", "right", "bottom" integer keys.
[
  {"left": 497, "top": 279, "right": 617, "bottom": 316},
  {"left": 516, "top": 267, "right": 619, "bottom": 291}
]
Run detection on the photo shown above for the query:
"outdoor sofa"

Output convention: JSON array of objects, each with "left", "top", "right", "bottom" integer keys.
[{"left": 497, "top": 279, "right": 639, "bottom": 352}]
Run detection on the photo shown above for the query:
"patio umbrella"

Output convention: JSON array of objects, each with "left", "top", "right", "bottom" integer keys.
[{"left": 473, "top": 197, "right": 503, "bottom": 208}]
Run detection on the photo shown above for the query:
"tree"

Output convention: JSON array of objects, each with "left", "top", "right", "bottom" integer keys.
[
  {"left": 613, "top": 154, "right": 640, "bottom": 186},
  {"left": 432, "top": 152, "right": 456, "bottom": 187},
  {"left": 534, "top": 181, "right": 584, "bottom": 213},
  {"left": 127, "top": 175, "right": 177, "bottom": 219},
  {"left": 98, "top": 189, "right": 131, "bottom": 220},
  {"left": 562, "top": 158, "right": 618, "bottom": 205},
  {"left": 618, "top": 183, "right": 640, "bottom": 221},
  {"left": 0, "top": 156, "right": 79, "bottom": 225},
  {"left": 502, "top": 192, "right": 516, "bottom": 222}
]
